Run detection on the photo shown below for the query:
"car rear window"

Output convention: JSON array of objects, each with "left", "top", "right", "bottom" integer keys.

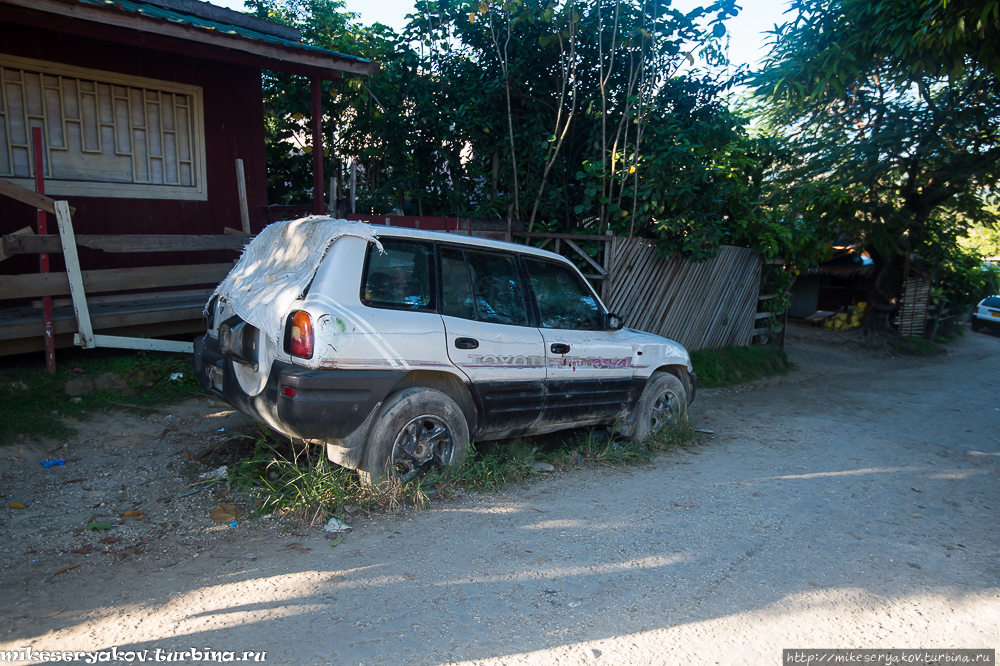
[
  {"left": 983, "top": 297, "right": 1000, "bottom": 308},
  {"left": 362, "top": 240, "right": 435, "bottom": 310}
]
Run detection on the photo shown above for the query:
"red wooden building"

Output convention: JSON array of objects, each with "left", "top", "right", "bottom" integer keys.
[{"left": 0, "top": 0, "right": 376, "bottom": 356}]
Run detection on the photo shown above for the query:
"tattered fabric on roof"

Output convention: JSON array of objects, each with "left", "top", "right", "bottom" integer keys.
[{"left": 210, "top": 217, "right": 382, "bottom": 348}]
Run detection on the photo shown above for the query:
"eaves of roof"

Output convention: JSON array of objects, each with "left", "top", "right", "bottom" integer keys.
[{"left": 1, "top": 0, "right": 379, "bottom": 78}]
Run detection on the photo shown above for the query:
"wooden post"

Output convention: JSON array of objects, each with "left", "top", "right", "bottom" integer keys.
[
  {"left": 33, "top": 127, "right": 55, "bottom": 373},
  {"left": 235, "top": 158, "right": 251, "bottom": 234},
  {"left": 349, "top": 162, "right": 357, "bottom": 215},
  {"left": 310, "top": 77, "right": 324, "bottom": 215},
  {"left": 602, "top": 229, "right": 613, "bottom": 302},
  {"left": 329, "top": 176, "right": 335, "bottom": 215}
]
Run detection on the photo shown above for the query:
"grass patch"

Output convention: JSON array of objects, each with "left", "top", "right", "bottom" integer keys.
[
  {"left": 231, "top": 416, "right": 702, "bottom": 522},
  {"left": 891, "top": 336, "right": 946, "bottom": 356},
  {"left": 691, "top": 345, "right": 792, "bottom": 388},
  {"left": 0, "top": 350, "right": 201, "bottom": 446}
]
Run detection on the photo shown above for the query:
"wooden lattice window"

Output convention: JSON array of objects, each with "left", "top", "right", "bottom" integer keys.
[{"left": 0, "top": 55, "right": 207, "bottom": 200}]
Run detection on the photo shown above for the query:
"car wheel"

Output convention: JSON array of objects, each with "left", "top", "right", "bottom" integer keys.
[
  {"left": 971, "top": 318, "right": 982, "bottom": 332},
  {"left": 359, "top": 387, "right": 469, "bottom": 486},
  {"left": 629, "top": 371, "right": 687, "bottom": 442}
]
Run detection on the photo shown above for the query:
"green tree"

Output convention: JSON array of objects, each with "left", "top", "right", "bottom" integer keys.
[{"left": 754, "top": 0, "right": 1000, "bottom": 340}]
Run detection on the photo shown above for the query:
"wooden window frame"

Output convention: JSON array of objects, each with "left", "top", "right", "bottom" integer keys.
[{"left": 0, "top": 54, "right": 208, "bottom": 201}]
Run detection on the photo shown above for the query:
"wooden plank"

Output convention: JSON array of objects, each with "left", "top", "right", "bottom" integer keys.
[
  {"left": 0, "top": 227, "right": 33, "bottom": 262},
  {"left": 77, "top": 334, "right": 193, "bottom": 354},
  {"left": 0, "top": 263, "right": 233, "bottom": 300},
  {"left": 236, "top": 159, "right": 251, "bottom": 234},
  {"left": 0, "top": 302, "right": 205, "bottom": 341},
  {"left": 31, "top": 288, "right": 214, "bottom": 309},
  {"left": 564, "top": 238, "right": 606, "bottom": 276},
  {"left": 54, "top": 201, "right": 94, "bottom": 348},
  {"left": 4, "top": 234, "right": 250, "bottom": 254},
  {"left": 513, "top": 231, "right": 616, "bottom": 242},
  {"left": 225, "top": 227, "right": 251, "bottom": 236},
  {"left": 0, "top": 177, "right": 75, "bottom": 215}
]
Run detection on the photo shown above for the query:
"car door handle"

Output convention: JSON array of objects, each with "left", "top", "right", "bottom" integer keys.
[
  {"left": 550, "top": 343, "right": 571, "bottom": 354},
  {"left": 455, "top": 337, "right": 479, "bottom": 350}
]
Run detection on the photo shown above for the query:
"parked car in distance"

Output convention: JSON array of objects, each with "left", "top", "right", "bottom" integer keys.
[
  {"left": 193, "top": 218, "right": 695, "bottom": 484},
  {"left": 971, "top": 296, "right": 1000, "bottom": 332}
]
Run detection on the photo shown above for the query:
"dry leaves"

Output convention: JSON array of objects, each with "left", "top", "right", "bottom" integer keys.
[{"left": 52, "top": 565, "right": 79, "bottom": 577}]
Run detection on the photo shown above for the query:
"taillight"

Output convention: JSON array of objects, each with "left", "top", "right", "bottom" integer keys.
[{"left": 287, "top": 310, "right": 314, "bottom": 358}]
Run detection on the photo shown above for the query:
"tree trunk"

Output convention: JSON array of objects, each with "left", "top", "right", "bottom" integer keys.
[{"left": 860, "top": 250, "right": 904, "bottom": 341}]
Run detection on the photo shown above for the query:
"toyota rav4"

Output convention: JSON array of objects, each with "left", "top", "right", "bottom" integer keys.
[{"left": 193, "top": 218, "right": 695, "bottom": 484}]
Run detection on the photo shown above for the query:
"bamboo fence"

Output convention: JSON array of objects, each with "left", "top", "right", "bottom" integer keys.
[{"left": 605, "top": 239, "right": 763, "bottom": 350}]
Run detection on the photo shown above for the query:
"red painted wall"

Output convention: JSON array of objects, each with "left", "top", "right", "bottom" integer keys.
[{"left": 0, "top": 21, "right": 269, "bottom": 274}]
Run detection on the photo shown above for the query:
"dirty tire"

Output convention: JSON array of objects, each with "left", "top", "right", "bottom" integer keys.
[
  {"left": 359, "top": 387, "right": 469, "bottom": 487},
  {"left": 629, "top": 371, "right": 687, "bottom": 442}
]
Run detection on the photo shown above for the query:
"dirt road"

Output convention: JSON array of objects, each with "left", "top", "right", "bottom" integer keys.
[{"left": 2, "top": 326, "right": 998, "bottom": 664}]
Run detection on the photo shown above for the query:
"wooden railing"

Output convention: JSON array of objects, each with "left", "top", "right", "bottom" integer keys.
[{"left": 0, "top": 184, "right": 248, "bottom": 358}]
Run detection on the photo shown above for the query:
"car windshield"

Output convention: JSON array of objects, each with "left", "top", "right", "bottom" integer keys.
[{"left": 983, "top": 297, "right": 1000, "bottom": 308}]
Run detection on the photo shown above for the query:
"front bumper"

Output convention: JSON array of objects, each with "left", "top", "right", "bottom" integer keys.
[{"left": 193, "top": 335, "right": 406, "bottom": 441}]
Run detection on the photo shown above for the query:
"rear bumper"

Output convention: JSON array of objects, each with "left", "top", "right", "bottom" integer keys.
[
  {"left": 193, "top": 335, "right": 405, "bottom": 440},
  {"left": 973, "top": 314, "right": 1000, "bottom": 329}
]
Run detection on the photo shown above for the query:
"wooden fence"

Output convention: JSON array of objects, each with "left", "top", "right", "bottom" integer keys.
[{"left": 604, "top": 239, "right": 763, "bottom": 350}]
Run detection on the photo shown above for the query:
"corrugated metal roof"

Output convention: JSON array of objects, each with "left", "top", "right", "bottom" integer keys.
[{"left": 77, "top": 0, "right": 372, "bottom": 67}]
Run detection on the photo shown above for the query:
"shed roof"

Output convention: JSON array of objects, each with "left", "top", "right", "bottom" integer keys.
[{"left": 1, "top": 0, "right": 378, "bottom": 78}]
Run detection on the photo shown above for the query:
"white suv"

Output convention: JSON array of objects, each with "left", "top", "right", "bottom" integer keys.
[{"left": 194, "top": 218, "right": 695, "bottom": 483}]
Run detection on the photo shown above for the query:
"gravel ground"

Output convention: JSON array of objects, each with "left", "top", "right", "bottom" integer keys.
[{"left": 1, "top": 323, "right": 998, "bottom": 665}]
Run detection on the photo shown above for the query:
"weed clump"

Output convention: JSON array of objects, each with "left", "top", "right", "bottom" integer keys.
[{"left": 232, "top": 415, "right": 702, "bottom": 523}]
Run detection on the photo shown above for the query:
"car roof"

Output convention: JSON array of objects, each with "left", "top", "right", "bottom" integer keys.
[{"left": 369, "top": 225, "right": 582, "bottom": 265}]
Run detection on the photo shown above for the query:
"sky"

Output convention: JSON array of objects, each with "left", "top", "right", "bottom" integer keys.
[{"left": 209, "top": 0, "right": 793, "bottom": 69}]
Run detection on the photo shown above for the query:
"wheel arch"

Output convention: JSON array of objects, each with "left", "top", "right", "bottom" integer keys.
[
  {"left": 389, "top": 370, "right": 478, "bottom": 434},
  {"left": 653, "top": 363, "right": 695, "bottom": 404}
]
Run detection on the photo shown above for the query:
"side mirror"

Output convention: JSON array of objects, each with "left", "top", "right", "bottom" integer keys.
[{"left": 605, "top": 312, "right": 625, "bottom": 331}]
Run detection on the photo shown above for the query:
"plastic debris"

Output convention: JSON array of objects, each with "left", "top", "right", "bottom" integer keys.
[
  {"left": 531, "top": 461, "right": 556, "bottom": 473},
  {"left": 200, "top": 465, "right": 228, "bottom": 481},
  {"left": 327, "top": 533, "right": 344, "bottom": 547},
  {"left": 324, "top": 517, "right": 354, "bottom": 534},
  {"left": 229, "top": 521, "right": 239, "bottom": 527},
  {"left": 41, "top": 459, "right": 66, "bottom": 468},
  {"left": 169, "top": 373, "right": 184, "bottom": 381},
  {"left": 8, "top": 502, "right": 25, "bottom": 509},
  {"left": 86, "top": 521, "right": 113, "bottom": 531},
  {"left": 217, "top": 428, "right": 227, "bottom": 432}
]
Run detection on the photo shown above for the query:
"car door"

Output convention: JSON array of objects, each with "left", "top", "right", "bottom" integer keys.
[
  {"left": 439, "top": 245, "right": 546, "bottom": 437},
  {"left": 521, "top": 255, "right": 637, "bottom": 426}
]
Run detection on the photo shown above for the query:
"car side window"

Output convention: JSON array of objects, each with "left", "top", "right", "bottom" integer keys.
[
  {"left": 523, "top": 257, "right": 603, "bottom": 330},
  {"left": 465, "top": 250, "right": 528, "bottom": 326},
  {"left": 440, "top": 247, "right": 476, "bottom": 319},
  {"left": 361, "top": 240, "right": 435, "bottom": 310}
]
